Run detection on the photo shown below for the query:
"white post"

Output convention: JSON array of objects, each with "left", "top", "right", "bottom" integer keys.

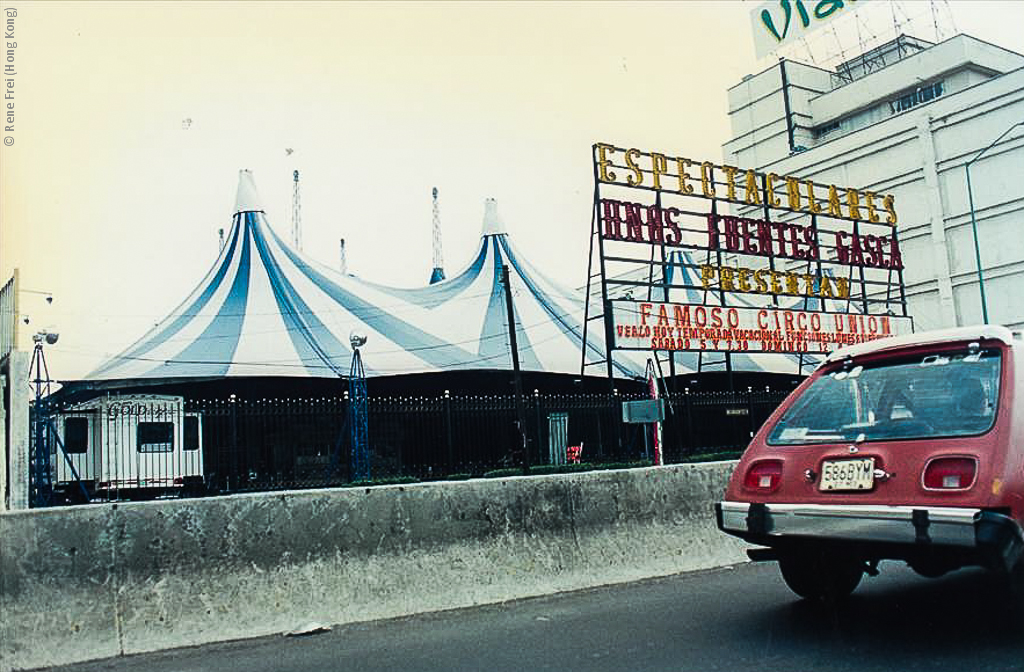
[
  {"left": 647, "top": 366, "right": 663, "bottom": 466},
  {"left": 6, "top": 350, "right": 31, "bottom": 509},
  {"left": 0, "top": 371, "right": 6, "bottom": 511}
]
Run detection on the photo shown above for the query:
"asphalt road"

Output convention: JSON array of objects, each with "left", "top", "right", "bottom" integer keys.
[{"left": 46, "top": 561, "right": 1024, "bottom": 672}]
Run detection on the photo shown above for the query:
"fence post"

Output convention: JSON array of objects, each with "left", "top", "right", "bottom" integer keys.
[
  {"left": 747, "top": 386, "right": 756, "bottom": 442},
  {"left": 684, "top": 387, "right": 693, "bottom": 456},
  {"left": 533, "top": 389, "right": 543, "bottom": 466},
  {"left": 611, "top": 388, "right": 621, "bottom": 462},
  {"left": 342, "top": 389, "right": 351, "bottom": 483},
  {"left": 444, "top": 390, "right": 453, "bottom": 475},
  {"left": 229, "top": 394, "right": 238, "bottom": 492}
]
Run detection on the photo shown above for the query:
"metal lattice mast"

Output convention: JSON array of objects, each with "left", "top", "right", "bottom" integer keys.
[
  {"left": 339, "top": 238, "right": 348, "bottom": 274},
  {"left": 349, "top": 343, "right": 369, "bottom": 482},
  {"left": 28, "top": 337, "right": 53, "bottom": 507},
  {"left": 429, "top": 187, "right": 446, "bottom": 284},
  {"left": 291, "top": 170, "right": 302, "bottom": 251}
]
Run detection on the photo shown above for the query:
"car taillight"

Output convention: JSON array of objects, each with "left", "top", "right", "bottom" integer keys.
[
  {"left": 744, "top": 460, "right": 783, "bottom": 493},
  {"left": 923, "top": 457, "right": 977, "bottom": 490}
]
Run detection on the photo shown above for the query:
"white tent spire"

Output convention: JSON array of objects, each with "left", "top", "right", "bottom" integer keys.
[
  {"left": 234, "top": 169, "right": 264, "bottom": 215},
  {"left": 481, "top": 198, "right": 506, "bottom": 236}
]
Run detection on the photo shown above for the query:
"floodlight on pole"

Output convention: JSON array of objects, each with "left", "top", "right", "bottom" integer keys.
[
  {"left": 965, "top": 119, "right": 1024, "bottom": 324},
  {"left": 33, "top": 330, "right": 59, "bottom": 345}
]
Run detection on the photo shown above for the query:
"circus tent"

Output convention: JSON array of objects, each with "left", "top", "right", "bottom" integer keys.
[
  {"left": 87, "top": 171, "right": 657, "bottom": 382},
  {"left": 86, "top": 171, "right": 830, "bottom": 385}
]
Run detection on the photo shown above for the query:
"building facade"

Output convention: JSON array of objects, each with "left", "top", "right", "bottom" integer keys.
[{"left": 724, "top": 34, "right": 1024, "bottom": 331}]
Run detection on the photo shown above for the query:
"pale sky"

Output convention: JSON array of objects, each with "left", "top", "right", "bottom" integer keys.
[{"left": 3, "top": 0, "right": 1023, "bottom": 380}]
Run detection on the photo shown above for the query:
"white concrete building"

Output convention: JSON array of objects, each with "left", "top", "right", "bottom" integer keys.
[{"left": 724, "top": 34, "right": 1024, "bottom": 331}]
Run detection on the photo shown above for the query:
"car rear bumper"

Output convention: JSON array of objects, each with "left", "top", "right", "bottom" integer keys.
[{"left": 716, "top": 501, "right": 1024, "bottom": 571}]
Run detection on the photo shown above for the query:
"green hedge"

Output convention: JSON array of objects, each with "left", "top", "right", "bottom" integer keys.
[
  {"left": 482, "top": 460, "right": 653, "bottom": 479},
  {"left": 677, "top": 449, "right": 744, "bottom": 463},
  {"left": 343, "top": 476, "right": 421, "bottom": 488},
  {"left": 343, "top": 453, "right": 738, "bottom": 487}
]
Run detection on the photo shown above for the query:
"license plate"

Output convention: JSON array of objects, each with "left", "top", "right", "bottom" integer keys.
[{"left": 819, "top": 458, "right": 875, "bottom": 491}]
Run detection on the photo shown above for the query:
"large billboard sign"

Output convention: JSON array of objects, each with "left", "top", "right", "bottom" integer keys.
[
  {"left": 750, "top": 0, "right": 875, "bottom": 60},
  {"left": 582, "top": 142, "right": 911, "bottom": 374},
  {"left": 610, "top": 301, "right": 913, "bottom": 355}
]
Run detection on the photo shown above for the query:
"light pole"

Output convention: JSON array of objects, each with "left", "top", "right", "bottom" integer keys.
[
  {"left": 965, "top": 119, "right": 1024, "bottom": 324},
  {"left": 28, "top": 330, "right": 58, "bottom": 507},
  {"left": 349, "top": 331, "right": 369, "bottom": 482}
]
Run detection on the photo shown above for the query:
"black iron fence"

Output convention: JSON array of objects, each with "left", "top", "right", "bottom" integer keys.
[{"left": 35, "top": 388, "right": 791, "bottom": 504}]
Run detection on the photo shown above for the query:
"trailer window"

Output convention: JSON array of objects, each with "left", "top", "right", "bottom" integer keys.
[
  {"left": 138, "top": 422, "right": 174, "bottom": 453},
  {"left": 184, "top": 416, "right": 200, "bottom": 451},
  {"left": 64, "top": 417, "right": 89, "bottom": 454}
]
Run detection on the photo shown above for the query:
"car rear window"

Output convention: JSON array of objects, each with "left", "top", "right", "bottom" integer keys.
[{"left": 768, "top": 346, "right": 1002, "bottom": 445}]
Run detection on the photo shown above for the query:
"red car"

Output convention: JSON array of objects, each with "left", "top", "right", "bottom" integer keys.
[{"left": 717, "top": 325, "right": 1024, "bottom": 601}]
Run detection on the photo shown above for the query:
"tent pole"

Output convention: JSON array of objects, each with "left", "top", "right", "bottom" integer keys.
[{"left": 502, "top": 264, "right": 530, "bottom": 474}]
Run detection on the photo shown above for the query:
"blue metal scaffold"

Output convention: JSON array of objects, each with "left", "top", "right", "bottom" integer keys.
[
  {"left": 27, "top": 330, "right": 88, "bottom": 507},
  {"left": 28, "top": 331, "right": 56, "bottom": 507}
]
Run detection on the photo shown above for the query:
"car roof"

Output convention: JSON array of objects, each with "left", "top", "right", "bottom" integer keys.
[{"left": 822, "top": 324, "right": 1020, "bottom": 366}]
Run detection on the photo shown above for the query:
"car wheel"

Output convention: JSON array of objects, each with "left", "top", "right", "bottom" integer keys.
[
  {"left": 1002, "top": 556, "right": 1024, "bottom": 608},
  {"left": 778, "top": 552, "right": 863, "bottom": 602}
]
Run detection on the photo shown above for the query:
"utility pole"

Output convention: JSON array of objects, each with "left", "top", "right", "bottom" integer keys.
[
  {"left": 965, "top": 120, "right": 1024, "bottom": 324},
  {"left": 501, "top": 264, "right": 529, "bottom": 473}
]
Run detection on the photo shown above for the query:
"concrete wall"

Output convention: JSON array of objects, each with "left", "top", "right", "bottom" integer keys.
[{"left": 0, "top": 462, "right": 746, "bottom": 672}]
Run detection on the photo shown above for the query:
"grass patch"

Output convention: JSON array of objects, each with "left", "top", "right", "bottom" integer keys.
[
  {"left": 483, "top": 460, "right": 654, "bottom": 478},
  {"left": 343, "top": 476, "right": 420, "bottom": 488},
  {"left": 677, "top": 449, "right": 744, "bottom": 463}
]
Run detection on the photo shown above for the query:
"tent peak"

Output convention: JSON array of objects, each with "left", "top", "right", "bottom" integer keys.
[
  {"left": 234, "top": 169, "right": 264, "bottom": 215},
  {"left": 481, "top": 198, "right": 506, "bottom": 236}
]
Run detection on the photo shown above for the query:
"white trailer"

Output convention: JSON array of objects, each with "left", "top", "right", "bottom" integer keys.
[{"left": 53, "top": 394, "right": 204, "bottom": 501}]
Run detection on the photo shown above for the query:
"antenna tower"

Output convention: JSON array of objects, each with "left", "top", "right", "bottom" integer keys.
[
  {"left": 339, "top": 238, "right": 348, "bottom": 274},
  {"left": 291, "top": 169, "right": 302, "bottom": 251},
  {"left": 429, "top": 187, "right": 446, "bottom": 284}
]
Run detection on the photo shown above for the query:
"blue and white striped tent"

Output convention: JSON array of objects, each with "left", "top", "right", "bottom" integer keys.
[
  {"left": 89, "top": 171, "right": 829, "bottom": 384},
  {"left": 88, "top": 171, "right": 657, "bottom": 382}
]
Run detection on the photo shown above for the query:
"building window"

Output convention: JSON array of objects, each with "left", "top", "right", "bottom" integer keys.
[
  {"left": 814, "top": 120, "right": 842, "bottom": 139},
  {"left": 138, "top": 421, "right": 174, "bottom": 453},
  {"left": 184, "top": 416, "right": 200, "bottom": 451},
  {"left": 64, "top": 417, "right": 89, "bottom": 454},
  {"left": 888, "top": 81, "right": 944, "bottom": 115}
]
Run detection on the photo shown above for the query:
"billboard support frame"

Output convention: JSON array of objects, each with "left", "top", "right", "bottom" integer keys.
[{"left": 581, "top": 143, "right": 913, "bottom": 393}]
